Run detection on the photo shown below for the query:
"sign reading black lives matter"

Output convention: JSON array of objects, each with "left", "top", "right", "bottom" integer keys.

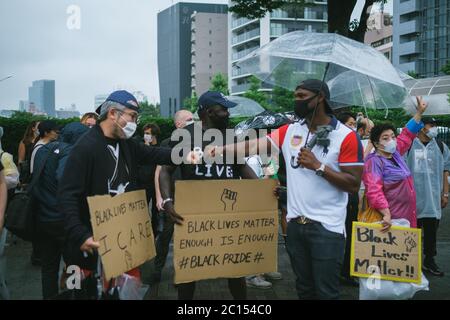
[
  {"left": 351, "top": 222, "right": 422, "bottom": 284},
  {"left": 174, "top": 179, "right": 278, "bottom": 284},
  {"left": 87, "top": 190, "right": 156, "bottom": 280}
]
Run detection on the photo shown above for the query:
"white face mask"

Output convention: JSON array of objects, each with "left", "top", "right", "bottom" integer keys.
[
  {"left": 426, "top": 127, "right": 438, "bottom": 139},
  {"left": 184, "top": 120, "right": 194, "bottom": 127},
  {"left": 381, "top": 139, "right": 397, "bottom": 154},
  {"left": 144, "top": 133, "right": 153, "bottom": 143},
  {"left": 117, "top": 115, "right": 137, "bottom": 139}
]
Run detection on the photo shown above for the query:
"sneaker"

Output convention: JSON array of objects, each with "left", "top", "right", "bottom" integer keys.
[
  {"left": 246, "top": 276, "right": 272, "bottom": 289},
  {"left": 264, "top": 272, "right": 283, "bottom": 280},
  {"left": 423, "top": 259, "right": 444, "bottom": 277}
]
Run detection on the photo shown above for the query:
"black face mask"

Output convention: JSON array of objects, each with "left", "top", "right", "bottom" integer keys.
[{"left": 294, "top": 95, "right": 317, "bottom": 119}]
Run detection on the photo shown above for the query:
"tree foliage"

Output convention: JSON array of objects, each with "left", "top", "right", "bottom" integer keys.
[
  {"left": 210, "top": 73, "right": 229, "bottom": 95},
  {"left": 229, "top": 0, "right": 388, "bottom": 42}
]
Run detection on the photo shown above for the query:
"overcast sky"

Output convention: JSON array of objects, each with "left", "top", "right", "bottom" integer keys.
[
  {"left": 0, "top": 0, "right": 227, "bottom": 113},
  {"left": 0, "top": 0, "right": 392, "bottom": 114}
]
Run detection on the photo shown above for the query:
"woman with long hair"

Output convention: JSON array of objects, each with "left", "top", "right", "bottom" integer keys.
[{"left": 17, "top": 120, "right": 39, "bottom": 184}]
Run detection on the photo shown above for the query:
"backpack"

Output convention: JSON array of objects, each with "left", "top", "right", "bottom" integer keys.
[{"left": 4, "top": 143, "right": 58, "bottom": 241}]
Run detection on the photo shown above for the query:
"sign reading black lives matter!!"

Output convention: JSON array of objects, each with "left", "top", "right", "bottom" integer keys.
[
  {"left": 87, "top": 190, "right": 156, "bottom": 280},
  {"left": 174, "top": 179, "right": 278, "bottom": 284},
  {"left": 351, "top": 222, "right": 422, "bottom": 284}
]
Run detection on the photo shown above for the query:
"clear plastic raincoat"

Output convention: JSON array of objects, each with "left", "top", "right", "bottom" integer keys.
[{"left": 405, "top": 138, "right": 450, "bottom": 220}]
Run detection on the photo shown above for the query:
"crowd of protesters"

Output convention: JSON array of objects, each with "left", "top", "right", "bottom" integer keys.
[{"left": 0, "top": 82, "right": 448, "bottom": 300}]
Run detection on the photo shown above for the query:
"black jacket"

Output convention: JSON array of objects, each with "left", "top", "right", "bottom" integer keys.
[
  {"left": 58, "top": 125, "right": 172, "bottom": 263},
  {"left": 33, "top": 122, "right": 88, "bottom": 223}
]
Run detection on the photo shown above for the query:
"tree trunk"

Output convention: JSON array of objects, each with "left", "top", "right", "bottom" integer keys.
[
  {"left": 327, "top": 0, "right": 357, "bottom": 38},
  {"left": 349, "top": 0, "right": 376, "bottom": 42}
]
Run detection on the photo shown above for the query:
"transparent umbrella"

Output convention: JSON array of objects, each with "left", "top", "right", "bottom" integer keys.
[
  {"left": 401, "top": 75, "right": 450, "bottom": 115},
  {"left": 237, "top": 31, "right": 408, "bottom": 110},
  {"left": 193, "top": 96, "right": 266, "bottom": 120},
  {"left": 227, "top": 96, "right": 266, "bottom": 117}
]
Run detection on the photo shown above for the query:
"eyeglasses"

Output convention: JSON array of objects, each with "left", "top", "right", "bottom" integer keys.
[{"left": 118, "top": 110, "right": 140, "bottom": 123}]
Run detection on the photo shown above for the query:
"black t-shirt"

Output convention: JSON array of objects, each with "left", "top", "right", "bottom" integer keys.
[
  {"left": 105, "top": 137, "right": 131, "bottom": 196},
  {"left": 0, "top": 161, "right": 3, "bottom": 172},
  {"left": 170, "top": 123, "right": 243, "bottom": 181}
]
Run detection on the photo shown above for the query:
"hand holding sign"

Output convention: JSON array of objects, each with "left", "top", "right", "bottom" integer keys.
[{"left": 80, "top": 237, "right": 100, "bottom": 255}]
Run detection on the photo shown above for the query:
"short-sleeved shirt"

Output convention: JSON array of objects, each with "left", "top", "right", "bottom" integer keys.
[
  {"left": 267, "top": 117, "right": 363, "bottom": 234},
  {"left": 170, "top": 123, "right": 243, "bottom": 181}
]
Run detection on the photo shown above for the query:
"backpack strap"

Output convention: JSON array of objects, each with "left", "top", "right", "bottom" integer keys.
[{"left": 27, "top": 142, "right": 59, "bottom": 193}]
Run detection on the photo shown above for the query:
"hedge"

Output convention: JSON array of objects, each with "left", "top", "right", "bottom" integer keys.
[{"left": 0, "top": 116, "right": 251, "bottom": 161}]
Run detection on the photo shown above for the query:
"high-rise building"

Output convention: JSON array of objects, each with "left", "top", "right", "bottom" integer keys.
[
  {"left": 28, "top": 80, "right": 55, "bottom": 116},
  {"left": 228, "top": 0, "right": 328, "bottom": 95},
  {"left": 19, "top": 100, "right": 29, "bottom": 112},
  {"left": 158, "top": 2, "right": 228, "bottom": 118},
  {"left": 364, "top": 12, "right": 393, "bottom": 61},
  {"left": 190, "top": 11, "right": 228, "bottom": 96},
  {"left": 393, "top": 0, "right": 450, "bottom": 77}
]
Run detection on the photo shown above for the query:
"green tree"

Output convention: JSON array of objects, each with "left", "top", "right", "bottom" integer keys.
[
  {"left": 210, "top": 73, "right": 229, "bottom": 95},
  {"left": 272, "top": 86, "right": 294, "bottom": 112},
  {"left": 183, "top": 91, "right": 199, "bottom": 113},
  {"left": 229, "top": 0, "right": 388, "bottom": 42},
  {"left": 139, "top": 101, "right": 160, "bottom": 118},
  {"left": 407, "top": 70, "right": 419, "bottom": 79},
  {"left": 441, "top": 61, "right": 450, "bottom": 75},
  {"left": 243, "top": 76, "right": 272, "bottom": 110}
]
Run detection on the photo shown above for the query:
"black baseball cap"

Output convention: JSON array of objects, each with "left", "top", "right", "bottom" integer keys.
[
  {"left": 197, "top": 91, "right": 237, "bottom": 112},
  {"left": 296, "top": 79, "right": 331, "bottom": 100},
  {"left": 423, "top": 117, "right": 438, "bottom": 125}
]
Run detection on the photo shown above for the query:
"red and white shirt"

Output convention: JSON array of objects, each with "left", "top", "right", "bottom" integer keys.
[{"left": 267, "top": 117, "right": 363, "bottom": 234}]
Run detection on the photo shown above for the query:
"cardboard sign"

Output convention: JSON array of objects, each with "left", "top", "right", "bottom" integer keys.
[
  {"left": 174, "top": 179, "right": 278, "bottom": 284},
  {"left": 87, "top": 190, "right": 156, "bottom": 280},
  {"left": 350, "top": 222, "right": 422, "bottom": 284}
]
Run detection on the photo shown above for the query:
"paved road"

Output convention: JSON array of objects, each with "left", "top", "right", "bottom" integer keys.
[{"left": 2, "top": 209, "right": 450, "bottom": 300}]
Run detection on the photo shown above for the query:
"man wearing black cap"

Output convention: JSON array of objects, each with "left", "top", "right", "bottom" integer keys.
[
  {"left": 211, "top": 79, "right": 364, "bottom": 299},
  {"left": 58, "top": 90, "right": 174, "bottom": 284},
  {"left": 405, "top": 117, "right": 450, "bottom": 277},
  {"left": 159, "top": 91, "right": 258, "bottom": 300}
]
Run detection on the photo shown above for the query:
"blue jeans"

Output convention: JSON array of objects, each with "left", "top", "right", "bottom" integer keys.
[{"left": 286, "top": 221, "right": 345, "bottom": 300}]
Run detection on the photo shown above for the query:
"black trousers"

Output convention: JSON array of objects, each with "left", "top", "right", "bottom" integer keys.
[
  {"left": 342, "top": 193, "right": 359, "bottom": 278},
  {"left": 154, "top": 211, "right": 174, "bottom": 273},
  {"left": 417, "top": 218, "right": 440, "bottom": 260},
  {"left": 177, "top": 278, "right": 247, "bottom": 300},
  {"left": 36, "top": 220, "right": 65, "bottom": 300}
]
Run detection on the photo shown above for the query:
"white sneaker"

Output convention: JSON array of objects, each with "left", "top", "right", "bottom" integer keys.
[
  {"left": 264, "top": 271, "right": 282, "bottom": 280},
  {"left": 245, "top": 276, "right": 272, "bottom": 289}
]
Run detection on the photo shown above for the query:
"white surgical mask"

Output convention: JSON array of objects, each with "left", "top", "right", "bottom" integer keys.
[
  {"left": 184, "top": 120, "right": 194, "bottom": 127},
  {"left": 117, "top": 115, "right": 137, "bottom": 139},
  {"left": 381, "top": 139, "right": 397, "bottom": 154},
  {"left": 144, "top": 133, "right": 153, "bottom": 143},
  {"left": 426, "top": 127, "right": 438, "bottom": 139}
]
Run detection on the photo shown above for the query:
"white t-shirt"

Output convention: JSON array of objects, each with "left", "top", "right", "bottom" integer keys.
[{"left": 267, "top": 118, "right": 364, "bottom": 235}]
